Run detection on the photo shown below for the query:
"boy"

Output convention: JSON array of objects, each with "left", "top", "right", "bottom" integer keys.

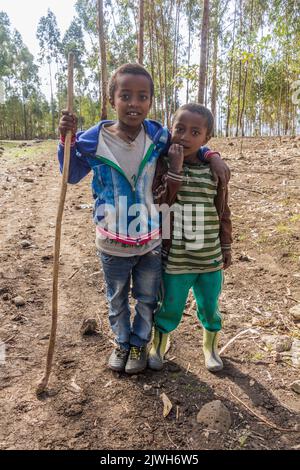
[{"left": 149, "top": 103, "right": 232, "bottom": 372}]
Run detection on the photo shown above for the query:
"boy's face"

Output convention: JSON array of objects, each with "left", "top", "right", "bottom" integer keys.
[
  {"left": 171, "top": 110, "right": 210, "bottom": 158},
  {"left": 110, "top": 73, "right": 152, "bottom": 127}
]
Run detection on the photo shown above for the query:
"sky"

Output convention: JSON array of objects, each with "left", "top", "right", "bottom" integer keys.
[
  {"left": 0, "top": 0, "right": 77, "bottom": 55},
  {"left": 0, "top": 0, "right": 78, "bottom": 98},
  {"left": 0, "top": 0, "right": 197, "bottom": 104}
]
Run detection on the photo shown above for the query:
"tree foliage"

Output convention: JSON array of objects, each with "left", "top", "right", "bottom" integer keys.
[{"left": 0, "top": 0, "right": 299, "bottom": 139}]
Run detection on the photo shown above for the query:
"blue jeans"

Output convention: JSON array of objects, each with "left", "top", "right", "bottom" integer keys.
[{"left": 100, "top": 247, "right": 162, "bottom": 349}]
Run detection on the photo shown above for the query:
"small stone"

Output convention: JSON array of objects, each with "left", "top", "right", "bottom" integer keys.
[
  {"left": 41, "top": 254, "right": 53, "bottom": 261},
  {"left": 39, "top": 334, "right": 50, "bottom": 340},
  {"left": 64, "top": 404, "right": 83, "bottom": 417},
  {"left": 20, "top": 240, "right": 31, "bottom": 249},
  {"left": 249, "top": 379, "right": 255, "bottom": 387},
  {"left": 2, "top": 185, "right": 8, "bottom": 190},
  {"left": 23, "top": 177, "right": 34, "bottom": 183},
  {"left": 290, "top": 380, "right": 300, "bottom": 394},
  {"left": 0, "top": 286, "right": 9, "bottom": 295},
  {"left": 291, "top": 339, "right": 300, "bottom": 367},
  {"left": 143, "top": 384, "right": 152, "bottom": 391},
  {"left": 13, "top": 296, "right": 25, "bottom": 307},
  {"left": 130, "top": 375, "right": 139, "bottom": 381},
  {"left": 2, "top": 293, "right": 10, "bottom": 301},
  {"left": 12, "top": 313, "right": 24, "bottom": 321},
  {"left": 80, "top": 318, "right": 98, "bottom": 335},
  {"left": 275, "top": 336, "right": 293, "bottom": 352},
  {"left": 290, "top": 304, "right": 300, "bottom": 321},
  {"left": 196, "top": 400, "right": 232, "bottom": 432}
]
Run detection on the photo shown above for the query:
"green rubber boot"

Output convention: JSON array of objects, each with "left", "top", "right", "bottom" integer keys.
[
  {"left": 148, "top": 329, "right": 169, "bottom": 371},
  {"left": 203, "top": 329, "right": 223, "bottom": 372}
]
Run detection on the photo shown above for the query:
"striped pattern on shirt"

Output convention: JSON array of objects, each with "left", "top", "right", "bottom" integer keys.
[{"left": 165, "top": 162, "right": 223, "bottom": 274}]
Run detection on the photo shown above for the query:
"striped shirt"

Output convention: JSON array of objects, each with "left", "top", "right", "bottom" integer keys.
[{"left": 164, "top": 162, "right": 223, "bottom": 274}]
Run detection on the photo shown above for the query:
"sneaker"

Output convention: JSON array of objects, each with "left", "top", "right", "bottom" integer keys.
[
  {"left": 125, "top": 346, "right": 147, "bottom": 374},
  {"left": 108, "top": 346, "right": 129, "bottom": 372}
]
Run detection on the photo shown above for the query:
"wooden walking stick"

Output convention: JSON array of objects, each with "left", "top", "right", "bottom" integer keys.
[{"left": 36, "top": 52, "right": 74, "bottom": 395}]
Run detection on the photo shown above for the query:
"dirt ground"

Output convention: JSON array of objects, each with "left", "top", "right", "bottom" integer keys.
[{"left": 0, "top": 136, "right": 300, "bottom": 450}]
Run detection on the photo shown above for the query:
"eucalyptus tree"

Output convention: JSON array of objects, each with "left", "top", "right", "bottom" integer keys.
[{"left": 36, "top": 9, "right": 62, "bottom": 135}]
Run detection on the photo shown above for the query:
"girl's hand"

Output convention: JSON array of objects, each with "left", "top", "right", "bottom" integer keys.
[
  {"left": 59, "top": 110, "right": 78, "bottom": 137},
  {"left": 168, "top": 143, "right": 184, "bottom": 173},
  {"left": 222, "top": 249, "right": 232, "bottom": 269}
]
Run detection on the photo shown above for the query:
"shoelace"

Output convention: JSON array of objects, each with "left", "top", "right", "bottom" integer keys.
[
  {"left": 116, "top": 348, "right": 128, "bottom": 358},
  {"left": 130, "top": 347, "right": 141, "bottom": 360}
]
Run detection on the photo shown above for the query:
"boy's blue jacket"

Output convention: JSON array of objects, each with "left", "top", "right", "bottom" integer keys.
[{"left": 58, "top": 119, "right": 211, "bottom": 245}]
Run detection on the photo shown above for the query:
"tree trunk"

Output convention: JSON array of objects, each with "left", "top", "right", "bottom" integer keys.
[
  {"left": 198, "top": 0, "right": 210, "bottom": 104},
  {"left": 169, "top": 0, "right": 180, "bottom": 123},
  {"left": 138, "top": 0, "right": 144, "bottom": 64},
  {"left": 186, "top": 1, "right": 191, "bottom": 103},
  {"left": 152, "top": 2, "right": 164, "bottom": 123},
  {"left": 235, "top": 0, "right": 243, "bottom": 137},
  {"left": 225, "top": 0, "right": 237, "bottom": 137},
  {"left": 48, "top": 61, "right": 55, "bottom": 136},
  {"left": 204, "top": 28, "right": 211, "bottom": 107},
  {"left": 23, "top": 101, "right": 27, "bottom": 140},
  {"left": 147, "top": 3, "right": 157, "bottom": 119},
  {"left": 97, "top": 0, "right": 108, "bottom": 120},
  {"left": 240, "top": 0, "right": 254, "bottom": 137},
  {"left": 160, "top": 4, "right": 170, "bottom": 127},
  {"left": 211, "top": 23, "right": 218, "bottom": 136}
]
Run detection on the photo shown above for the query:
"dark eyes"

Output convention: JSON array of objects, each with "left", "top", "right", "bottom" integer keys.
[
  {"left": 175, "top": 127, "right": 201, "bottom": 136},
  {"left": 120, "top": 94, "right": 149, "bottom": 101}
]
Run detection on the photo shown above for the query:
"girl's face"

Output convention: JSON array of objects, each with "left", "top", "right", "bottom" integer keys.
[
  {"left": 110, "top": 73, "right": 152, "bottom": 128},
  {"left": 171, "top": 110, "right": 210, "bottom": 159}
]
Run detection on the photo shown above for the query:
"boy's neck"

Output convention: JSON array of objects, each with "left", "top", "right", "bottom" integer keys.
[
  {"left": 184, "top": 152, "right": 199, "bottom": 165},
  {"left": 109, "top": 120, "right": 143, "bottom": 143}
]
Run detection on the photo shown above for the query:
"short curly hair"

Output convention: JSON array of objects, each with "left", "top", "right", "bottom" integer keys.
[
  {"left": 108, "top": 63, "right": 154, "bottom": 103},
  {"left": 174, "top": 103, "right": 214, "bottom": 136}
]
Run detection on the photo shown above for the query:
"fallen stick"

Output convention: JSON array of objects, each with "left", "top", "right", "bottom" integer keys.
[
  {"left": 68, "top": 266, "right": 81, "bottom": 280},
  {"left": 229, "top": 388, "right": 298, "bottom": 433},
  {"left": 230, "top": 183, "right": 264, "bottom": 195},
  {"left": 36, "top": 53, "right": 74, "bottom": 395},
  {"left": 219, "top": 328, "right": 259, "bottom": 355}
]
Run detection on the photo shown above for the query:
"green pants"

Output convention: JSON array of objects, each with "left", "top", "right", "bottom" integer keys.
[{"left": 154, "top": 270, "right": 223, "bottom": 333}]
